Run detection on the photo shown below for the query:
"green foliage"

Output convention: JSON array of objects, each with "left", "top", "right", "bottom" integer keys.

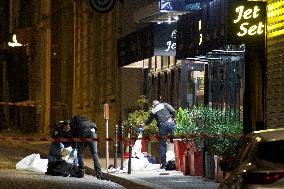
[
  {"left": 175, "top": 108, "right": 192, "bottom": 135},
  {"left": 122, "top": 96, "right": 158, "bottom": 136},
  {"left": 175, "top": 106, "right": 243, "bottom": 156},
  {"left": 175, "top": 106, "right": 203, "bottom": 135},
  {"left": 201, "top": 107, "right": 243, "bottom": 156},
  {"left": 175, "top": 106, "right": 205, "bottom": 150}
]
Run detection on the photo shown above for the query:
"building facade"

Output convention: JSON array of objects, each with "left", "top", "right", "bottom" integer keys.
[{"left": 0, "top": 0, "right": 283, "bottom": 156}]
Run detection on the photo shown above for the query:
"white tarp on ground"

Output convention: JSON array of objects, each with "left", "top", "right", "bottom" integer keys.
[
  {"left": 16, "top": 147, "right": 77, "bottom": 173},
  {"left": 120, "top": 133, "right": 176, "bottom": 172},
  {"left": 16, "top": 153, "right": 48, "bottom": 173}
]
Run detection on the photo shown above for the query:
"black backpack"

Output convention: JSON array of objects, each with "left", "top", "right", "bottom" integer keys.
[
  {"left": 71, "top": 115, "right": 97, "bottom": 137},
  {"left": 165, "top": 160, "right": 176, "bottom": 170},
  {"left": 45, "top": 160, "right": 81, "bottom": 178}
]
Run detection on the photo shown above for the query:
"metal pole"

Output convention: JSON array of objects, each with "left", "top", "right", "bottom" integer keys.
[
  {"left": 114, "top": 125, "right": 118, "bottom": 168},
  {"left": 106, "top": 119, "right": 109, "bottom": 169},
  {"left": 128, "top": 126, "right": 132, "bottom": 174},
  {"left": 120, "top": 125, "right": 124, "bottom": 170}
]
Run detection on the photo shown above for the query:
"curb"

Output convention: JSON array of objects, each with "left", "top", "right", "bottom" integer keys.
[
  {"left": 86, "top": 168, "right": 155, "bottom": 189},
  {"left": 8, "top": 140, "right": 153, "bottom": 189}
]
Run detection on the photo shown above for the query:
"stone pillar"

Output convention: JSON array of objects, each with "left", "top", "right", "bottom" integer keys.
[{"left": 37, "top": 1, "right": 51, "bottom": 134}]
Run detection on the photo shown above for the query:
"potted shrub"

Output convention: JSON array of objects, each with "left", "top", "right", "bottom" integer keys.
[
  {"left": 122, "top": 96, "right": 158, "bottom": 155},
  {"left": 174, "top": 107, "right": 191, "bottom": 173},
  {"left": 122, "top": 95, "right": 158, "bottom": 136},
  {"left": 175, "top": 106, "right": 204, "bottom": 175},
  {"left": 201, "top": 106, "right": 243, "bottom": 182},
  {"left": 175, "top": 106, "right": 243, "bottom": 178}
]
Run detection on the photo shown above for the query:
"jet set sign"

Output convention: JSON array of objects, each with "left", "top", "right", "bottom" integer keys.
[
  {"left": 229, "top": 2, "right": 266, "bottom": 43},
  {"left": 234, "top": 5, "right": 264, "bottom": 36}
]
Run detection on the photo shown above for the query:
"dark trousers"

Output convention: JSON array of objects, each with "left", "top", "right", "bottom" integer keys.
[
  {"left": 76, "top": 131, "right": 102, "bottom": 175},
  {"left": 48, "top": 142, "right": 63, "bottom": 162},
  {"left": 159, "top": 120, "right": 176, "bottom": 166}
]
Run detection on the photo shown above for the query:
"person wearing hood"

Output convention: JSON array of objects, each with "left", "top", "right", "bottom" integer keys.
[{"left": 143, "top": 100, "right": 176, "bottom": 169}]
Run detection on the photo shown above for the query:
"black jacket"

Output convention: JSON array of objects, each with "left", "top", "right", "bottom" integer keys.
[
  {"left": 145, "top": 103, "right": 176, "bottom": 126},
  {"left": 71, "top": 115, "right": 97, "bottom": 137}
]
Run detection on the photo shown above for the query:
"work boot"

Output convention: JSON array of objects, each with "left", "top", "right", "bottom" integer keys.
[
  {"left": 78, "top": 169, "right": 85, "bottom": 178},
  {"left": 160, "top": 164, "right": 166, "bottom": 169}
]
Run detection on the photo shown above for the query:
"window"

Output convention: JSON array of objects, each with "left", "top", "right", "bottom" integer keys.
[{"left": 256, "top": 140, "right": 284, "bottom": 163}]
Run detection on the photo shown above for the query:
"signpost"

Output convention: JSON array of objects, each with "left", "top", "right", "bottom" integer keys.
[{"left": 104, "top": 103, "right": 109, "bottom": 169}]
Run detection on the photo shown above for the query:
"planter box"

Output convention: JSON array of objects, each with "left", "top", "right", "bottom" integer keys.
[
  {"left": 183, "top": 148, "right": 190, "bottom": 175},
  {"left": 174, "top": 140, "right": 203, "bottom": 176},
  {"left": 204, "top": 151, "right": 215, "bottom": 179},
  {"left": 141, "top": 140, "right": 148, "bottom": 152},
  {"left": 214, "top": 155, "right": 226, "bottom": 182},
  {"left": 174, "top": 140, "right": 186, "bottom": 172},
  {"left": 190, "top": 150, "right": 202, "bottom": 176}
]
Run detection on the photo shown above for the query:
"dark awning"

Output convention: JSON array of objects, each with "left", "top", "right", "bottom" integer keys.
[
  {"left": 117, "top": 25, "right": 154, "bottom": 68},
  {"left": 176, "top": 0, "right": 266, "bottom": 59}
]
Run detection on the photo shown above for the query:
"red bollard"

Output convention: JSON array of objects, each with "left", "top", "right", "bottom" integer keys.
[
  {"left": 174, "top": 140, "right": 186, "bottom": 172},
  {"left": 183, "top": 148, "right": 190, "bottom": 175},
  {"left": 194, "top": 151, "right": 202, "bottom": 176}
]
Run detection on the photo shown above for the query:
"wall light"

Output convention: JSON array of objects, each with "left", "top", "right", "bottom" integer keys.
[{"left": 8, "top": 34, "right": 23, "bottom": 47}]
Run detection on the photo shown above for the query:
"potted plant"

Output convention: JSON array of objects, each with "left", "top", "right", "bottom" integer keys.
[
  {"left": 122, "top": 96, "right": 158, "bottom": 154},
  {"left": 201, "top": 106, "right": 243, "bottom": 182},
  {"left": 122, "top": 96, "right": 158, "bottom": 136},
  {"left": 175, "top": 106, "right": 204, "bottom": 175},
  {"left": 175, "top": 106, "right": 243, "bottom": 178},
  {"left": 174, "top": 107, "right": 191, "bottom": 173}
]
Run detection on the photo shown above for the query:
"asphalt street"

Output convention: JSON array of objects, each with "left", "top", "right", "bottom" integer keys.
[
  {"left": 0, "top": 141, "right": 125, "bottom": 189},
  {"left": 0, "top": 139, "right": 220, "bottom": 189}
]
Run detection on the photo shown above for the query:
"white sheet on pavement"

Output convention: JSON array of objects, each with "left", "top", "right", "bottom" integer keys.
[{"left": 16, "top": 153, "right": 48, "bottom": 173}]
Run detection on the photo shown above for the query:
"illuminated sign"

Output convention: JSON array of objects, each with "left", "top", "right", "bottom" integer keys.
[
  {"left": 154, "top": 23, "right": 177, "bottom": 56},
  {"left": 227, "top": 1, "right": 266, "bottom": 43},
  {"left": 159, "top": 0, "right": 213, "bottom": 12},
  {"left": 165, "top": 30, "right": 177, "bottom": 52},
  {"left": 198, "top": 20, "right": 202, "bottom": 45},
  {"left": 233, "top": 5, "right": 265, "bottom": 37}
]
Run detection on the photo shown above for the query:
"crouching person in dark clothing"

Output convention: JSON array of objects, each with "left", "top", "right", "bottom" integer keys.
[
  {"left": 48, "top": 120, "right": 77, "bottom": 164},
  {"left": 70, "top": 115, "right": 104, "bottom": 179}
]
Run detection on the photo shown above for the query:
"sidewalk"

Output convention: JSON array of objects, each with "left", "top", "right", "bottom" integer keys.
[
  {"left": 103, "top": 169, "right": 218, "bottom": 189},
  {"left": 88, "top": 154, "right": 218, "bottom": 189},
  {"left": 8, "top": 140, "right": 219, "bottom": 189}
]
